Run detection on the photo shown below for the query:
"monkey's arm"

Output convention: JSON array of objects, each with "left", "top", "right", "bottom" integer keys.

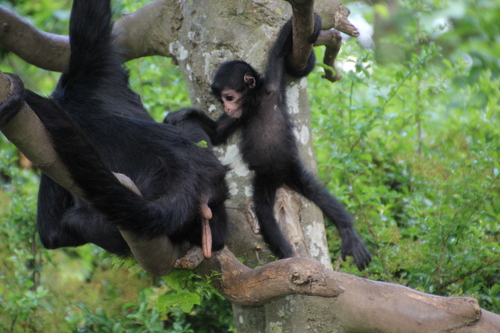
[
  {"left": 263, "top": 19, "right": 292, "bottom": 89},
  {"left": 164, "top": 108, "right": 217, "bottom": 140},
  {"left": 285, "top": 13, "right": 322, "bottom": 78},
  {"left": 213, "top": 113, "right": 240, "bottom": 146},
  {"left": 184, "top": 109, "right": 217, "bottom": 139},
  {"left": 263, "top": 14, "right": 321, "bottom": 91}
]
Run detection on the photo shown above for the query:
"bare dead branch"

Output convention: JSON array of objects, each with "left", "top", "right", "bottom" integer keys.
[
  {"left": 112, "top": 0, "right": 178, "bottom": 60},
  {"left": 1, "top": 0, "right": 357, "bottom": 73},
  {"left": 283, "top": 0, "right": 355, "bottom": 81},
  {"left": 332, "top": 4, "right": 359, "bottom": 37}
]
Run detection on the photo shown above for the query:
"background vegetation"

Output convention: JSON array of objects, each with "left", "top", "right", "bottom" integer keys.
[{"left": 0, "top": 0, "right": 498, "bottom": 331}]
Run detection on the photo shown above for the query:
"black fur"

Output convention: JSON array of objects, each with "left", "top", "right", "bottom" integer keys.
[
  {"left": 24, "top": 0, "right": 229, "bottom": 256},
  {"left": 163, "top": 108, "right": 218, "bottom": 149},
  {"left": 210, "top": 14, "right": 372, "bottom": 270}
]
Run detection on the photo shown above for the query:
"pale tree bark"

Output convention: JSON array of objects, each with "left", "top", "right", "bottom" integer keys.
[{"left": 0, "top": 1, "right": 499, "bottom": 332}]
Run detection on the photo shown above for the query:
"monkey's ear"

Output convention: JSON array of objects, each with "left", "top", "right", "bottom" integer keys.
[{"left": 244, "top": 73, "right": 256, "bottom": 89}]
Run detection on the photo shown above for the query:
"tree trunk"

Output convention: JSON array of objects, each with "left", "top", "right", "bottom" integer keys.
[
  {"left": 1, "top": 1, "right": 499, "bottom": 332},
  {"left": 173, "top": 3, "right": 334, "bottom": 330}
]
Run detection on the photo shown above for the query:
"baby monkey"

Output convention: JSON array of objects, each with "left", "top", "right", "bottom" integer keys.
[{"left": 210, "top": 14, "right": 372, "bottom": 270}]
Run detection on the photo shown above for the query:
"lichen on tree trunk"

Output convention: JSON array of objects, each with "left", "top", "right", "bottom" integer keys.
[{"left": 174, "top": 3, "right": 336, "bottom": 330}]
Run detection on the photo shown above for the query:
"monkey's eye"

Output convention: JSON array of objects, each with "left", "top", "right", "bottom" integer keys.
[{"left": 224, "top": 95, "right": 234, "bottom": 102}]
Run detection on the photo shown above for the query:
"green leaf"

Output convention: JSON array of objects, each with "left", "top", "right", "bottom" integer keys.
[
  {"left": 196, "top": 140, "right": 208, "bottom": 148},
  {"left": 157, "top": 294, "right": 179, "bottom": 309},
  {"left": 163, "top": 270, "right": 195, "bottom": 292},
  {"left": 157, "top": 291, "right": 201, "bottom": 314},
  {"left": 178, "top": 291, "right": 201, "bottom": 313}
]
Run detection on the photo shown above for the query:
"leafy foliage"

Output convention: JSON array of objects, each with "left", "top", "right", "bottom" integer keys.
[{"left": 309, "top": 0, "right": 500, "bottom": 312}]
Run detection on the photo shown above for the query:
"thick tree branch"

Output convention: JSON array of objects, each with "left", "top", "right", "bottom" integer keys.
[
  {"left": 196, "top": 247, "right": 343, "bottom": 306},
  {"left": 0, "top": 6, "right": 69, "bottom": 72},
  {"left": 1, "top": 0, "right": 356, "bottom": 73},
  {"left": 0, "top": 71, "right": 84, "bottom": 196},
  {"left": 111, "top": 172, "right": 181, "bottom": 276},
  {"left": 0, "top": 0, "right": 177, "bottom": 72},
  {"left": 285, "top": 0, "right": 316, "bottom": 71},
  {"left": 190, "top": 246, "right": 500, "bottom": 332}
]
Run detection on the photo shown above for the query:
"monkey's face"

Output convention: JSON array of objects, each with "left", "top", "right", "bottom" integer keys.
[{"left": 220, "top": 89, "right": 243, "bottom": 118}]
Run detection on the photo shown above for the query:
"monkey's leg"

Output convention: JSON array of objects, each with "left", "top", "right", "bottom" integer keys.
[
  {"left": 253, "top": 174, "right": 293, "bottom": 259},
  {"left": 37, "top": 174, "right": 87, "bottom": 249},
  {"left": 286, "top": 160, "right": 372, "bottom": 270}
]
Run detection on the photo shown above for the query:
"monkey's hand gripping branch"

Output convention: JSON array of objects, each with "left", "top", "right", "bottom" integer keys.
[
  {"left": 0, "top": 71, "right": 182, "bottom": 276},
  {"left": 286, "top": 0, "right": 357, "bottom": 83}
]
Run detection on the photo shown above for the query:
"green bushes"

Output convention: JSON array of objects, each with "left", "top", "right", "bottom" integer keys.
[{"left": 308, "top": 0, "right": 500, "bottom": 312}]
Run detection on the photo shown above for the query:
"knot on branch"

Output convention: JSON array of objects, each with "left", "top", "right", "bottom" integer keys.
[
  {"left": 290, "top": 269, "right": 327, "bottom": 289},
  {"left": 444, "top": 297, "right": 482, "bottom": 322},
  {"left": 291, "top": 271, "right": 313, "bottom": 285}
]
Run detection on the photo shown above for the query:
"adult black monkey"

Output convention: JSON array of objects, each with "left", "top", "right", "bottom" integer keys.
[
  {"left": 21, "top": 0, "right": 229, "bottom": 257},
  {"left": 210, "top": 14, "right": 372, "bottom": 270},
  {"left": 163, "top": 108, "right": 229, "bottom": 257}
]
